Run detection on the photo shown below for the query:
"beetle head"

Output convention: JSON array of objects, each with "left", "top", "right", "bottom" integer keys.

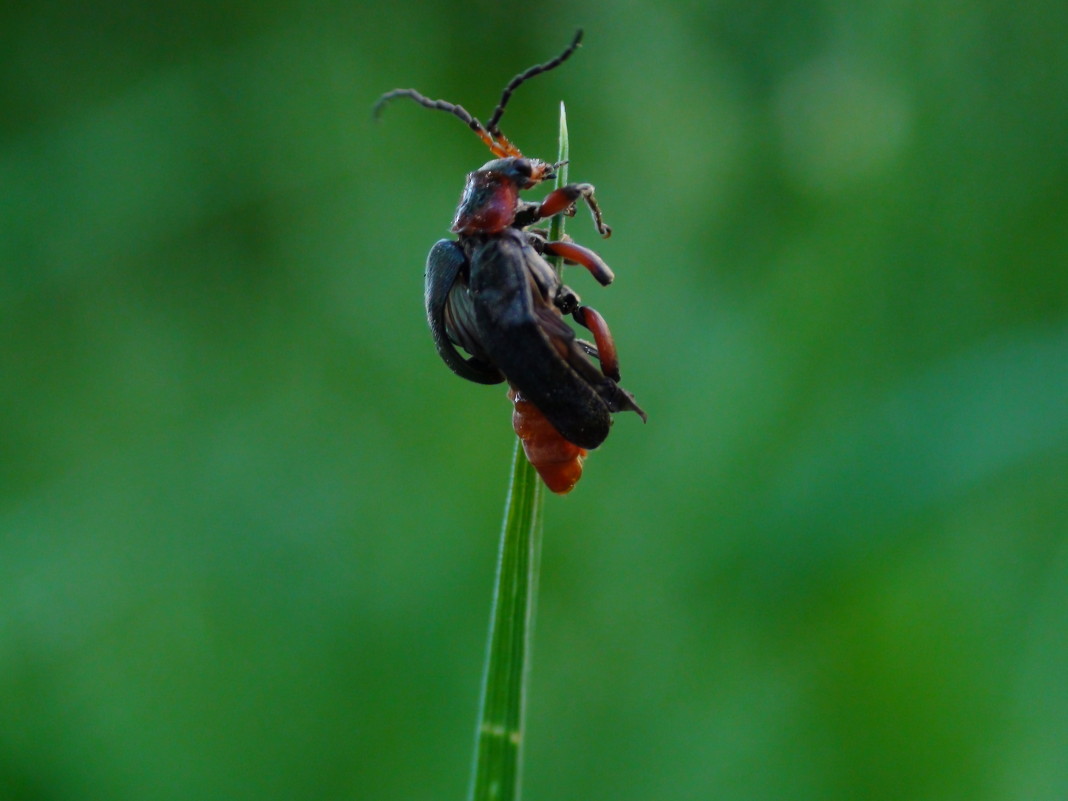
[{"left": 478, "top": 157, "right": 555, "bottom": 189}]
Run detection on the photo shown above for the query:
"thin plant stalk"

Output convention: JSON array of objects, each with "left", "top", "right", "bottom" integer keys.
[{"left": 468, "top": 103, "right": 569, "bottom": 801}]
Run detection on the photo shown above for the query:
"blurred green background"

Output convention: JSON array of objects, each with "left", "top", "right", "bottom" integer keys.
[{"left": 3, "top": 1, "right": 1067, "bottom": 799}]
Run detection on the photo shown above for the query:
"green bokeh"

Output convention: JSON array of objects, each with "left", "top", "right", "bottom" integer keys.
[{"left": 3, "top": 2, "right": 1066, "bottom": 799}]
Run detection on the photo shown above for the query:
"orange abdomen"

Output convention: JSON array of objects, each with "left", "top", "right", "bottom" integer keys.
[{"left": 509, "top": 389, "right": 588, "bottom": 494}]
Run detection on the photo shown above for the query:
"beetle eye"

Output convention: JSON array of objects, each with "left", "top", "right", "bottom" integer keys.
[{"left": 513, "top": 159, "right": 533, "bottom": 178}]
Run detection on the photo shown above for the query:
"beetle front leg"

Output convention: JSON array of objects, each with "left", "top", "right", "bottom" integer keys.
[
  {"left": 536, "top": 183, "right": 612, "bottom": 238},
  {"left": 572, "top": 305, "right": 620, "bottom": 381}
]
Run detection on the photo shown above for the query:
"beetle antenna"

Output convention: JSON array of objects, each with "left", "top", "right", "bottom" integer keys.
[
  {"left": 373, "top": 87, "right": 525, "bottom": 159},
  {"left": 373, "top": 89, "right": 483, "bottom": 134},
  {"left": 485, "top": 29, "right": 583, "bottom": 137},
  {"left": 373, "top": 30, "right": 586, "bottom": 159}
]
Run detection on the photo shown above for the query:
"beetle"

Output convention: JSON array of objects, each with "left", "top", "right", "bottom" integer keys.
[{"left": 375, "top": 29, "right": 645, "bottom": 493}]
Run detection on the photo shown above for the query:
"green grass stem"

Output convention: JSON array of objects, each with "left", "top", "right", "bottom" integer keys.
[{"left": 467, "top": 103, "right": 569, "bottom": 801}]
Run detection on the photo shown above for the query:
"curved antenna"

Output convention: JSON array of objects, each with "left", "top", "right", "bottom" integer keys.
[
  {"left": 485, "top": 29, "right": 584, "bottom": 137},
  {"left": 373, "top": 88, "right": 522, "bottom": 158},
  {"left": 373, "top": 89, "right": 481, "bottom": 134},
  {"left": 373, "top": 29, "right": 584, "bottom": 159}
]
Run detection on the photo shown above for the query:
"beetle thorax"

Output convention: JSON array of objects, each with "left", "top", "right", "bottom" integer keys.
[{"left": 450, "top": 170, "right": 521, "bottom": 235}]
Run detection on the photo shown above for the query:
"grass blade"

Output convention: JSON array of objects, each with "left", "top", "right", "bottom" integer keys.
[{"left": 468, "top": 103, "right": 569, "bottom": 801}]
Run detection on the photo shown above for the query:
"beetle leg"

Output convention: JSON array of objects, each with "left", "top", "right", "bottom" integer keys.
[
  {"left": 540, "top": 240, "right": 614, "bottom": 286},
  {"left": 572, "top": 305, "right": 620, "bottom": 381},
  {"left": 535, "top": 183, "right": 612, "bottom": 238},
  {"left": 512, "top": 203, "right": 544, "bottom": 230},
  {"left": 575, "top": 338, "right": 599, "bottom": 360},
  {"left": 553, "top": 284, "right": 581, "bottom": 315}
]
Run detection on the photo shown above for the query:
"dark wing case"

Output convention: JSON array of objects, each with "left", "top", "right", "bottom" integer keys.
[
  {"left": 468, "top": 231, "right": 614, "bottom": 449},
  {"left": 425, "top": 239, "right": 504, "bottom": 385}
]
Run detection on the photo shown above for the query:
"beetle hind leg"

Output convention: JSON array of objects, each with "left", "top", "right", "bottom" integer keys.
[{"left": 572, "top": 305, "right": 620, "bottom": 381}]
